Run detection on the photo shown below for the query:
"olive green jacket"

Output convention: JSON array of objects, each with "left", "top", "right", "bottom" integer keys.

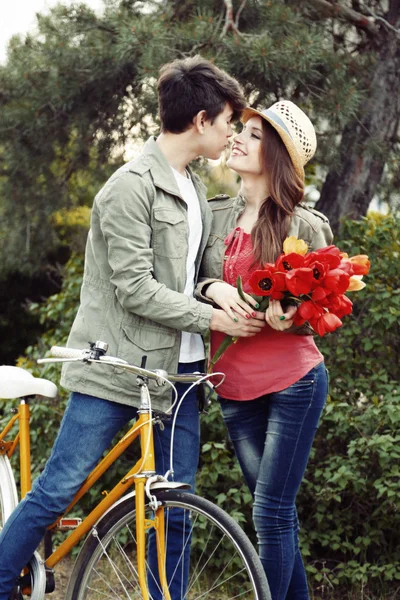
[
  {"left": 61, "top": 137, "right": 213, "bottom": 412},
  {"left": 197, "top": 193, "right": 333, "bottom": 299}
]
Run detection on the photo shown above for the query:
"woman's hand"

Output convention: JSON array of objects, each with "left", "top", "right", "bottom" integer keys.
[
  {"left": 206, "top": 281, "right": 261, "bottom": 322},
  {"left": 265, "top": 299, "right": 298, "bottom": 331}
]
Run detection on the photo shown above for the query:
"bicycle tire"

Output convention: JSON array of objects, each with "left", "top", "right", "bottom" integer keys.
[
  {"left": 0, "top": 454, "right": 18, "bottom": 529},
  {"left": 66, "top": 490, "right": 271, "bottom": 600}
]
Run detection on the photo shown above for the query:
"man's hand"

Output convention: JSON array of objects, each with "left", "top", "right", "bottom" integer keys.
[
  {"left": 206, "top": 282, "right": 260, "bottom": 321},
  {"left": 265, "top": 299, "right": 298, "bottom": 331},
  {"left": 210, "top": 308, "right": 265, "bottom": 337}
]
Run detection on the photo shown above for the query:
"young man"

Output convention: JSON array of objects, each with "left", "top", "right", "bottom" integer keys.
[{"left": 0, "top": 56, "right": 265, "bottom": 599}]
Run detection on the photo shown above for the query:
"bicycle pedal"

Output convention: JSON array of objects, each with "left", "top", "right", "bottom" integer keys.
[{"left": 55, "top": 517, "right": 82, "bottom": 530}]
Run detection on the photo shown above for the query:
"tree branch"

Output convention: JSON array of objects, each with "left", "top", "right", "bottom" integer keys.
[
  {"left": 305, "top": 0, "right": 380, "bottom": 35},
  {"left": 221, "top": 0, "right": 240, "bottom": 37},
  {"left": 235, "top": 0, "right": 248, "bottom": 28}
]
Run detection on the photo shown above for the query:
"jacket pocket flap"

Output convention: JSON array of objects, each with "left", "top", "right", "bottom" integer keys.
[
  {"left": 154, "top": 209, "right": 185, "bottom": 225},
  {"left": 121, "top": 323, "right": 176, "bottom": 351}
]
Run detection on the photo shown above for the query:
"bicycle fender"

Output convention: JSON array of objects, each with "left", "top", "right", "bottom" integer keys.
[{"left": 95, "top": 481, "right": 191, "bottom": 526}]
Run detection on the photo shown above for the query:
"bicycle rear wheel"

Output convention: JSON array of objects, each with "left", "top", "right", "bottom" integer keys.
[
  {"left": 67, "top": 490, "right": 270, "bottom": 600},
  {"left": 0, "top": 454, "right": 18, "bottom": 529}
]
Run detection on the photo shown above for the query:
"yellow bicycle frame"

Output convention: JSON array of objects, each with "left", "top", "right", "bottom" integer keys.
[
  {"left": 0, "top": 395, "right": 171, "bottom": 600},
  {"left": 0, "top": 401, "right": 31, "bottom": 497}
]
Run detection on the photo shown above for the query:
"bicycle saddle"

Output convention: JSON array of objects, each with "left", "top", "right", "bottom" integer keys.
[{"left": 0, "top": 366, "right": 57, "bottom": 399}]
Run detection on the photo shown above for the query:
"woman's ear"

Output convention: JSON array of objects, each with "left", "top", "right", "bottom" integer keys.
[{"left": 193, "top": 110, "right": 207, "bottom": 134}]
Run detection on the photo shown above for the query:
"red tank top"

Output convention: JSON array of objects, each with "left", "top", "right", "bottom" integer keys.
[{"left": 210, "top": 228, "right": 323, "bottom": 400}]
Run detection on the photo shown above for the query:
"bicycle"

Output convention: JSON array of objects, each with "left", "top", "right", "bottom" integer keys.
[{"left": 0, "top": 341, "right": 271, "bottom": 600}]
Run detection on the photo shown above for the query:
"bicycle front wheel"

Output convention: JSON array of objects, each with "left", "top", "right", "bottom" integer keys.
[
  {"left": 67, "top": 490, "right": 270, "bottom": 600},
  {"left": 0, "top": 454, "right": 18, "bottom": 529}
]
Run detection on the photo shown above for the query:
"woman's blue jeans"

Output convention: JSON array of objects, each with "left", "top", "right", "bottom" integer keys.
[
  {"left": 219, "top": 362, "right": 328, "bottom": 600},
  {"left": 0, "top": 361, "right": 201, "bottom": 600}
]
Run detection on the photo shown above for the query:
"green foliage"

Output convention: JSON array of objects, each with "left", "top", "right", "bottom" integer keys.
[
  {"left": 51, "top": 205, "right": 91, "bottom": 254},
  {"left": 5, "top": 255, "right": 85, "bottom": 482},
  {"left": 299, "top": 214, "right": 400, "bottom": 594}
]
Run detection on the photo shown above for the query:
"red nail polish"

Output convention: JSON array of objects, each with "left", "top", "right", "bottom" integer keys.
[
  {"left": 252, "top": 312, "right": 256, "bottom": 317},
  {"left": 245, "top": 314, "right": 250, "bottom": 319}
]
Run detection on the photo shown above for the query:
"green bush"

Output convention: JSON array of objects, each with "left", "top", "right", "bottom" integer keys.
[{"left": 298, "top": 214, "right": 400, "bottom": 595}]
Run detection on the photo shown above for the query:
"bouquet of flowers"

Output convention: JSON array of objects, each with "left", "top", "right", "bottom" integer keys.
[{"left": 209, "top": 236, "right": 370, "bottom": 371}]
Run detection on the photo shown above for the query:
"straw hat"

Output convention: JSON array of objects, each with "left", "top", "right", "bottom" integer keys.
[{"left": 241, "top": 100, "right": 317, "bottom": 180}]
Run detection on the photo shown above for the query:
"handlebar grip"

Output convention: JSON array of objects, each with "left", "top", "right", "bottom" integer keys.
[{"left": 50, "top": 346, "right": 87, "bottom": 359}]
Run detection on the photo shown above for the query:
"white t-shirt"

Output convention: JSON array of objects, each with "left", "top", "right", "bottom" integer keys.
[{"left": 171, "top": 167, "right": 205, "bottom": 363}]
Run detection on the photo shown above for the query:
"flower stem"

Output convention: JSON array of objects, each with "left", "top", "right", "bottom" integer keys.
[{"left": 208, "top": 335, "right": 238, "bottom": 373}]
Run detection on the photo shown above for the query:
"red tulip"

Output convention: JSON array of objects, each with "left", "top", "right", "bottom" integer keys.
[
  {"left": 337, "top": 259, "right": 355, "bottom": 275},
  {"left": 275, "top": 252, "right": 305, "bottom": 272},
  {"left": 326, "top": 293, "right": 353, "bottom": 318},
  {"left": 311, "top": 286, "right": 331, "bottom": 304},
  {"left": 306, "top": 259, "right": 328, "bottom": 289},
  {"left": 324, "top": 269, "right": 351, "bottom": 294},
  {"left": 313, "top": 312, "right": 343, "bottom": 336},
  {"left": 286, "top": 268, "right": 314, "bottom": 296},
  {"left": 314, "top": 245, "right": 342, "bottom": 258},
  {"left": 249, "top": 268, "right": 287, "bottom": 300},
  {"left": 304, "top": 249, "right": 341, "bottom": 270},
  {"left": 297, "top": 300, "right": 324, "bottom": 321}
]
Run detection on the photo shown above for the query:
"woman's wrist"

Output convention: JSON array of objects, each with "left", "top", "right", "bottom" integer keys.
[{"left": 203, "top": 282, "right": 216, "bottom": 299}]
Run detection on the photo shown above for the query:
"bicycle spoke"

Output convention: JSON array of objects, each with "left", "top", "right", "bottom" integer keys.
[
  {"left": 192, "top": 567, "right": 250, "bottom": 600},
  {"left": 166, "top": 507, "right": 196, "bottom": 590},
  {"left": 93, "top": 532, "right": 135, "bottom": 600}
]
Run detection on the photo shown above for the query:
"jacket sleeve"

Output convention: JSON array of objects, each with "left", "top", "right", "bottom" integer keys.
[
  {"left": 98, "top": 172, "right": 213, "bottom": 335},
  {"left": 195, "top": 278, "right": 224, "bottom": 306},
  {"left": 311, "top": 220, "right": 334, "bottom": 250}
]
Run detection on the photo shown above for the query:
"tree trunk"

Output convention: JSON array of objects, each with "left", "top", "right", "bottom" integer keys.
[{"left": 316, "top": 26, "right": 400, "bottom": 234}]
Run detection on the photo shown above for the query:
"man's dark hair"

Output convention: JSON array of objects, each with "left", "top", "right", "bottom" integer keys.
[{"left": 157, "top": 55, "right": 246, "bottom": 133}]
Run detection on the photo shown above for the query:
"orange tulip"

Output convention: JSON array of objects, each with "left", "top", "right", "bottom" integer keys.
[{"left": 348, "top": 255, "right": 370, "bottom": 275}]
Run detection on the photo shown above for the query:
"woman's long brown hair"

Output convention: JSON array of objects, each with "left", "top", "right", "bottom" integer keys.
[{"left": 251, "top": 120, "right": 304, "bottom": 265}]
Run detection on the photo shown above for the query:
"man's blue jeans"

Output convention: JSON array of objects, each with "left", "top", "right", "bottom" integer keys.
[
  {"left": 0, "top": 361, "right": 201, "bottom": 600},
  {"left": 219, "top": 362, "right": 328, "bottom": 600}
]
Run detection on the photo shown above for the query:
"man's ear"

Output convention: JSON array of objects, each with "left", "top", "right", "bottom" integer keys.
[{"left": 193, "top": 110, "right": 208, "bottom": 134}]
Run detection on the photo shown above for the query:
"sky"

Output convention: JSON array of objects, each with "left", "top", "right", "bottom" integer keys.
[{"left": 0, "top": 0, "right": 104, "bottom": 64}]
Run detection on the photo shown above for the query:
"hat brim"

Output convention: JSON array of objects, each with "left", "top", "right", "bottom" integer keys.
[{"left": 241, "top": 107, "right": 305, "bottom": 181}]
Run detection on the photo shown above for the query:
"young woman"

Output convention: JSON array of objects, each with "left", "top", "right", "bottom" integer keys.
[{"left": 198, "top": 101, "right": 332, "bottom": 600}]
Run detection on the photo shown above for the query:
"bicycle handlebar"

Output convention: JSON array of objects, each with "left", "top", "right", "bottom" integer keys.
[{"left": 37, "top": 345, "right": 214, "bottom": 386}]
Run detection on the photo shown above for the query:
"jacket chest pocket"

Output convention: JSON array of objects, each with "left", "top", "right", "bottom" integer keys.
[{"left": 153, "top": 208, "right": 187, "bottom": 259}]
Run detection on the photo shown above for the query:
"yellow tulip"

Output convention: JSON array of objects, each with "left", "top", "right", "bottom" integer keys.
[
  {"left": 283, "top": 236, "right": 308, "bottom": 256},
  {"left": 347, "top": 275, "right": 366, "bottom": 292}
]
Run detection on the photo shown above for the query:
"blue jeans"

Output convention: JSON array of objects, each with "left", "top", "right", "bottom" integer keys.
[
  {"left": 0, "top": 362, "right": 201, "bottom": 600},
  {"left": 219, "top": 362, "right": 328, "bottom": 600}
]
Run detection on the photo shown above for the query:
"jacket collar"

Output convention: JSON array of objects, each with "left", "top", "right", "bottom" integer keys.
[
  {"left": 233, "top": 193, "right": 246, "bottom": 217},
  {"left": 128, "top": 137, "right": 207, "bottom": 201}
]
